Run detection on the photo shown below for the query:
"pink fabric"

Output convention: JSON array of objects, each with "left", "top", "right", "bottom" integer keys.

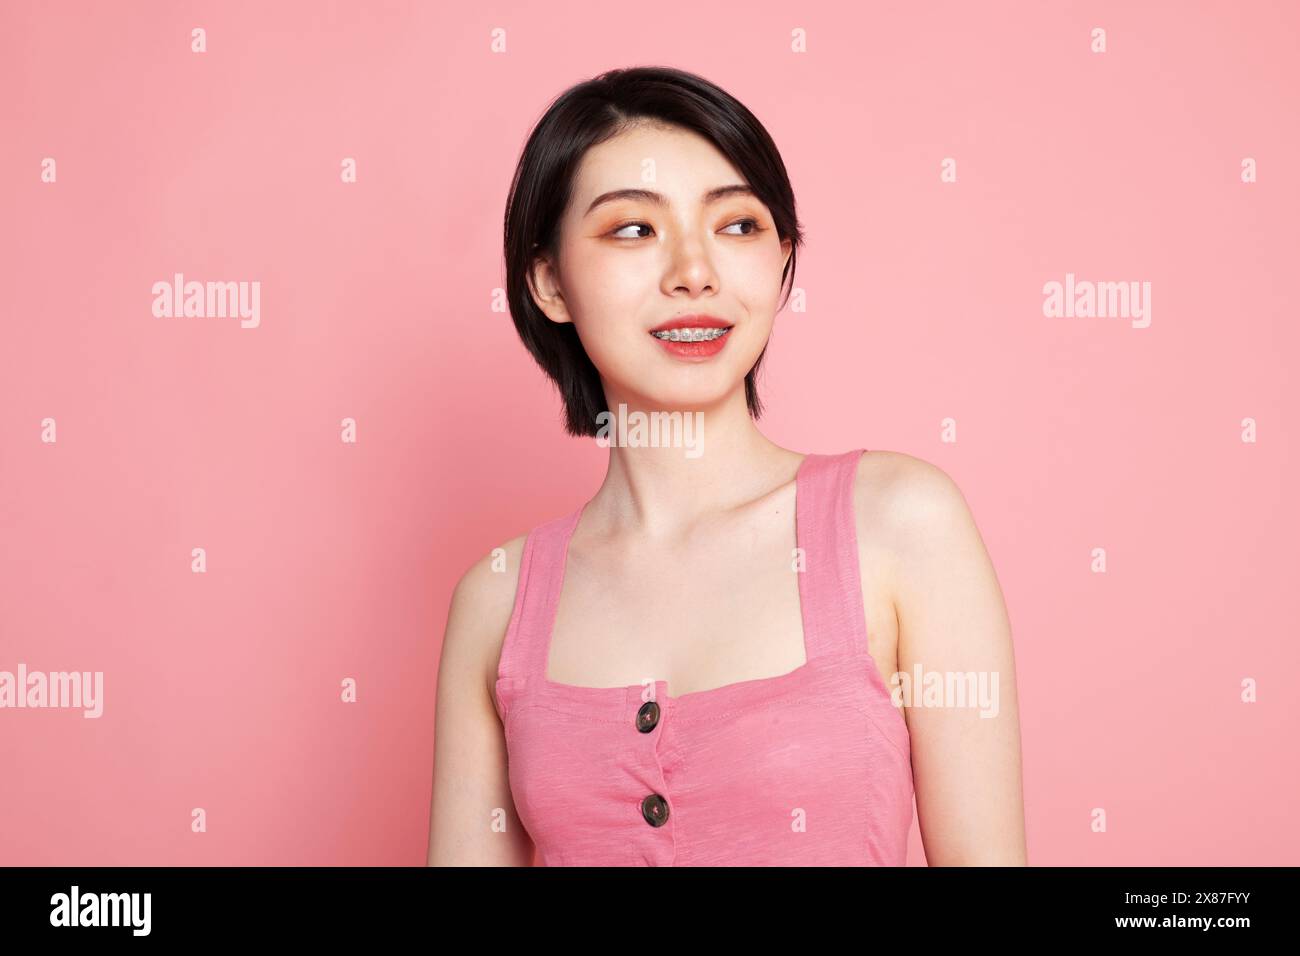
[{"left": 494, "top": 449, "right": 914, "bottom": 865}]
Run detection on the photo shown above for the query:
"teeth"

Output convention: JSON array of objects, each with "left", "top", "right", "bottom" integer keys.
[{"left": 651, "top": 327, "right": 731, "bottom": 342}]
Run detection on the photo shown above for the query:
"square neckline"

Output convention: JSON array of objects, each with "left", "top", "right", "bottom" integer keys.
[{"left": 535, "top": 452, "right": 819, "bottom": 707}]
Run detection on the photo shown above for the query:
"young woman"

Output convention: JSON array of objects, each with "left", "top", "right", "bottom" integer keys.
[{"left": 428, "top": 67, "right": 1026, "bottom": 866}]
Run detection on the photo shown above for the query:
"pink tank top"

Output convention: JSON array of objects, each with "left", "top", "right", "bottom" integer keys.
[{"left": 493, "top": 448, "right": 914, "bottom": 865}]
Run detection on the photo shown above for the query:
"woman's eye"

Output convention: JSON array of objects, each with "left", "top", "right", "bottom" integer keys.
[
  {"left": 721, "top": 218, "right": 761, "bottom": 236},
  {"left": 610, "top": 222, "right": 653, "bottom": 239}
]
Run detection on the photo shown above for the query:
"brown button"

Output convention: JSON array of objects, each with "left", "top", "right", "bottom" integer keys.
[
  {"left": 635, "top": 700, "right": 660, "bottom": 733},
  {"left": 641, "top": 793, "right": 670, "bottom": 827}
]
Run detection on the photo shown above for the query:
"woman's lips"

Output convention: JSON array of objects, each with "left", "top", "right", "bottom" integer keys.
[{"left": 649, "top": 326, "right": 733, "bottom": 360}]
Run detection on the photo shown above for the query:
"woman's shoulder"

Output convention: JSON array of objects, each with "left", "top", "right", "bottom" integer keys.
[
  {"left": 444, "top": 532, "right": 530, "bottom": 701},
  {"left": 446, "top": 502, "right": 580, "bottom": 695},
  {"left": 853, "top": 447, "right": 965, "bottom": 499},
  {"left": 451, "top": 532, "right": 530, "bottom": 618},
  {"left": 852, "top": 448, "right": 979, "bottom": 558},
  {"left": 451, "top": 494, "right": 588, "bottom": 629}
]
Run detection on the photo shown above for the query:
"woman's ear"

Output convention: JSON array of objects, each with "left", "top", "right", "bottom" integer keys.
[{"left": 527, "top": 252, "right": 573, "bottom": 325}]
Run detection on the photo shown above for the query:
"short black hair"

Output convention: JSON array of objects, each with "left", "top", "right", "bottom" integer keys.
[{"left": 503, "top": 66, "right": 805, "bottom": 437}]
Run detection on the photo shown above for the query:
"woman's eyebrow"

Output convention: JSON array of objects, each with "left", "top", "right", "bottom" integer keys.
[{"left": 584, "top": 184, "right": 755, "bottom": 216}]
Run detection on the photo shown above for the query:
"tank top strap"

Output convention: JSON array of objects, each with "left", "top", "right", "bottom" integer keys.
[
  {"left": 795, "top": 448, "right": 870, "bottom": 661},
  {"left": 496, "top": 506, "right": 584, "bottom": 683}
]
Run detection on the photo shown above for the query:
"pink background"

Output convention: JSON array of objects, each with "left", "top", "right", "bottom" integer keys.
[{"left": 1, "top": 0, "right": 1296, "bottom": 865}]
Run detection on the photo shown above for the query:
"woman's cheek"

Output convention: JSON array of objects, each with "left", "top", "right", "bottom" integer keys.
[
  {"left": 578, "top": 269, "right": 641, "bottom": 326},
  {"left": 575, "top": 316, "right": 639, "bottom": 385}
]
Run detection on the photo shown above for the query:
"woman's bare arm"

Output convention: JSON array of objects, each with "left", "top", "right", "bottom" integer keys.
[
  {"left": 877, "top": 454, "right": 1027, "bottom": 865},
  {"left": 427, "top": 536, "right": 535, "bottom": 866}
]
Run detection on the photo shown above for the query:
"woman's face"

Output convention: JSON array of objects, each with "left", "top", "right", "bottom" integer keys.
[{"left": 528, "top": 122, "right": 792, "bottom": 419}]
